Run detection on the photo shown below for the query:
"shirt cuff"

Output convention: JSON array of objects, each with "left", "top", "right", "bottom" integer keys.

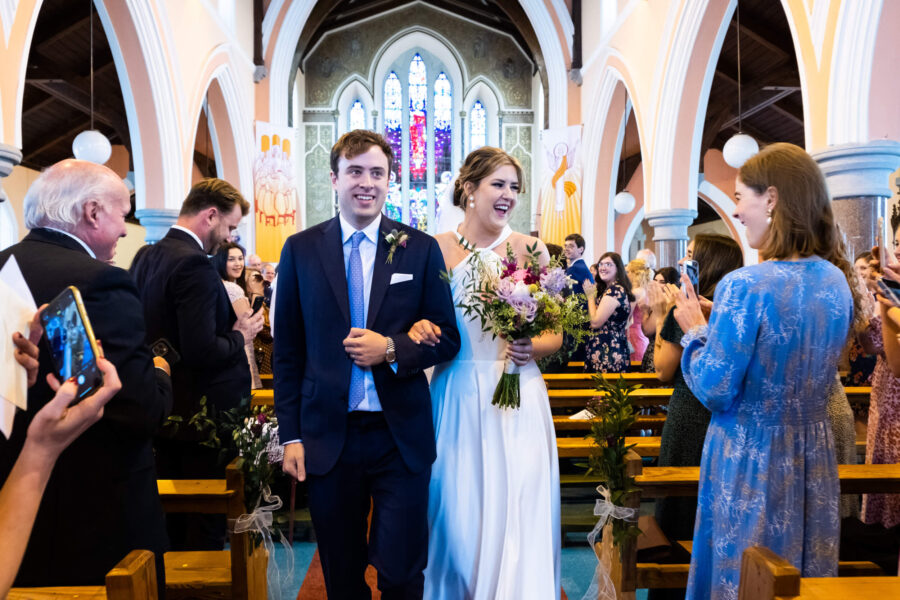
[
  {"left": 680, "top": 324, "right": 709, "bottom": 348},
  {"left": 283, "top": 439, "right": 301, "bottom": 445}
]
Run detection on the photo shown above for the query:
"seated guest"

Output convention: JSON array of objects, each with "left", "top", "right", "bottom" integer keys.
[
  {"left": 2, "top": 326, "right": 122, "bottom": 599},
  {"left": 583, "top": 252, "right": 633, "bottom": 373},
  {"left": 213, "top": 242, "right": 261, "bottom": 389},
  {"left": 130, "top": 178, "right": 262, "bottom": 551},
  {"left": 645, "top": 234, "right": 742, "bottom": 599},
  {"left": 625, "top": 258, "right": 651, "bottom": 362},
  {"left": 671, "top": 143, "right": 853, "bottom": 598},
  {"left": 0, "top": 159, "right": 172, "bottom": 589}
]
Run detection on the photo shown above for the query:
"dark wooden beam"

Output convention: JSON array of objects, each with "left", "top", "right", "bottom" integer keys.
[
  {"left": 728, "top": 8, "right": 792, "bottom": 60},
  {"left": 720, "top": 88, "right": 796, "bottom": 129},
  {"left": 25, "top": 119, "right": 92, "bottom": 159},
  {"left": 32, "top": 14, "right": 91, "bottom": 50},
  {"left": 769, "top": 101, "right": 804, "bottom": 125},
  {"left": 27, "top": 79, "right": 128, "bottom": 142},
  {"left": 193, "top": 150, "right": 217, "bottom": 179}
]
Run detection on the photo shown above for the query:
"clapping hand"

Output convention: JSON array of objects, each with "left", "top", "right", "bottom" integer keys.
[
  {"left": 582, "top": 280, "right": 597, "bottom": 300},
  {"left": 671, "top": 274, "right": 708, "bottom": 333},
  {"left": 646, "top": 281, "right": 671, "bottom": 319},
  {"left": 407, "top": 319, "right": 441, "bottom": 346}
]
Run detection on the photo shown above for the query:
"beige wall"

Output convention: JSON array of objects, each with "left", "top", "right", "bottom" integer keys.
[{"left": 4, "top": 164, "right": 147, "bottom": 268}]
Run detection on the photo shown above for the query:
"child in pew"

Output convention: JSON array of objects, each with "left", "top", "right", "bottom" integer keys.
[{"left": 645, "top": 234, "right": 742, "bottom": 600}]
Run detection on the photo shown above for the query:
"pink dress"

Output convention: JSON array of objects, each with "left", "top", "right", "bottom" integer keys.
[
  {"left": 628, "top": 302, "right": 649, "bottom": 362},
  {"left": 860, "top": 315, "right": 900, "bottom": 527}
]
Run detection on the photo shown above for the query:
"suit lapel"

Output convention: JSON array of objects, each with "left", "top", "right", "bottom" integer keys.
[
  {"left": 317, "top": 218, "right": 351, "bottom": 325},
  {"left": 366, "top": 218, "right": 396, "bottom": 328}
]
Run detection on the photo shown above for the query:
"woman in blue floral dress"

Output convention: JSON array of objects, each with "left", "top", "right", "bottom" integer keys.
[
  {"left": 583, "top": 252, "right": 633, "bottom": 373},
  {"left": 670, "top": 143, "right": 856, "bottom": 600}
]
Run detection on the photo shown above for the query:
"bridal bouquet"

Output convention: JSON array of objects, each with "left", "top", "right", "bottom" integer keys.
[{"left": 456, "top": 241, "right": 587, "bottom": 409}]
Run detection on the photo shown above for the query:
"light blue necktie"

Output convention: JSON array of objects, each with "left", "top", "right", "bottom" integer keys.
[{"left": 348, "top": 231, "right": 366, "bottom": 411}]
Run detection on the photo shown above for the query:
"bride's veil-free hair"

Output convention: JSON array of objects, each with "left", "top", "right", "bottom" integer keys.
[{"left": 453, "top": 147, "right": 524, "bottom": 210}]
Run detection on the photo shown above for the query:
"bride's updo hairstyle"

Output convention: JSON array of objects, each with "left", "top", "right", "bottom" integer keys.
[
  {"left": 453, "top": 147, "right": 525, "bottom": 210},
  {"left": 739, "top": 142, "right": 863, "bottom": 334}
]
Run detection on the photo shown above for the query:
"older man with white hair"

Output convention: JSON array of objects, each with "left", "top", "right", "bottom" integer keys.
[
  {"left": 0, "top": 159, "right": 172, "bottom": 590},
  {"left": 636, "top": 247, "right": 657, "bottom": 274}
]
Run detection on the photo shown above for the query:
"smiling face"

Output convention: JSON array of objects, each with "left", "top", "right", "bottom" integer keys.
[
  {"left": 854, "top": 257, "right": 872, "bottom": 282},
  {"left": 678, "top": 240, "right": 695, "bottom": 266},
  {"left": 597, "top": 256, "right": 618, "bottom": 285},
  {"left": 225, "top": 247, "right": 244, "bottom": 281},
  {"left": 467, "top": 164, "right": 519, "bottom": 229},
  {"left": 563, "top": 240, "right": 583, "bottom": 261},
  {"left": 89, "top": 189, "right": 131, "bottom": 263},
  {"left": 331, "top": 145, "right": 389, "bottom": 229},
  {"left": 733, "top": 176, "right": 775, "bottom": 250}
]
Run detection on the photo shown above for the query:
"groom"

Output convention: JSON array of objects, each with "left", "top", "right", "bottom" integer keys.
[{"left": 273, "top": 130, "right": 460, "bottom": 599}]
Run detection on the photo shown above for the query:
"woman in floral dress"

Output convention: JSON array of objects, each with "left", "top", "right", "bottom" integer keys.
[
  {"left": 583, "top": 252, "right": 633, "bottom": 373},
  {"left": 671, "top": 143, "right": 854, "bottom": 600}
]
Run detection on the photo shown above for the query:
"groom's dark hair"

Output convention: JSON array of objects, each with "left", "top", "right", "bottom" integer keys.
[{"left": 331, "top": 130, "right": 394, "bottom": 176}]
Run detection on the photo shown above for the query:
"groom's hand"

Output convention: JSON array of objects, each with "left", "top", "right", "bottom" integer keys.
[
  {"left": 282, "top": 442, "right": 306, "bottom": 481},
  {"left": 343, "top": 328, "right": 389, "bottom": 367}
]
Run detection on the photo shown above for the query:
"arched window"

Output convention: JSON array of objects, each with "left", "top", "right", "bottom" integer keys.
[
  {"left": 349, "top": 100, "right": 366, "bottom": 131},
  {"left": 470, "top": 100, "right": 486, "bottom": 151},
  {"left": 384, "top": 73, "right": 403, "bottom": 221},
  {"left": 379, "top": 53, "right": 454, "bottom": 232}
]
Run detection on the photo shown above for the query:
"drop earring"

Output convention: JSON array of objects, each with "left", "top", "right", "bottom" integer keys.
[
  {"left": 766, "top": 207, "right": 773, "bottom": 225},
  {"left": 468, "top": 195, "right": 475, "bottom": 209}
]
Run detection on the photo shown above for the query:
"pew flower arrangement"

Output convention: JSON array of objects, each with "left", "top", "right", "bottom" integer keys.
[
  {"left": 586, "top": 375, "right": 642, "bottom": 549},
  {"left": 454, "top": 239, "right": 587, "bottom": 409}
]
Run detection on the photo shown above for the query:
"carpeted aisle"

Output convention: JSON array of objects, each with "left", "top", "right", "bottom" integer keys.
[{"left": 296, "top": 549, "right": 569, "bottom": 599}]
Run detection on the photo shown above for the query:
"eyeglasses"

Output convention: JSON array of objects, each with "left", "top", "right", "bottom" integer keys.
[{"left": 599, "top": 262, "right": 615, "bottom": 268}]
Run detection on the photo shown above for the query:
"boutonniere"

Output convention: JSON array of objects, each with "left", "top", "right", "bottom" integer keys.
[{"left": 384, "top": 229, "right": 410, "bottom": 264}]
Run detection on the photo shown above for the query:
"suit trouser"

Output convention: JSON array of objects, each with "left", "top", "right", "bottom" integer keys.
[{"left": 307, "top": 411, "right": 430, "bottom": 600}]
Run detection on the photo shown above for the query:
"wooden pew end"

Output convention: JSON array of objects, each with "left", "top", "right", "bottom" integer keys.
[
  {"left": 738, "top": 546, "right": 800, "bottom": 600},
  {"left": 106, "top": 550, "right": 158, "bottom": 600}
]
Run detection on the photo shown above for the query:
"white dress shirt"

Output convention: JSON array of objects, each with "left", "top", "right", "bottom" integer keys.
[
  {"left": 45, "top": 227, "right": 96, "bottom": 258},
  {"left": 170, "top": 225, "right": 204, "bottom": 250},
  {"left": 339, "top": 213, "right": 384, "bottom": 412}
]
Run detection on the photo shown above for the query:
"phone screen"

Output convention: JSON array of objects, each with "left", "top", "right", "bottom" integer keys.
[
  {"left": 40, "top": 287, "right": 103, "bottom": 399},
  {"left": 251, "top": 296, "right": 265, "bottom": 314},
  {"left": 681, "top": 260, "right": 699, "bottom": 294}
]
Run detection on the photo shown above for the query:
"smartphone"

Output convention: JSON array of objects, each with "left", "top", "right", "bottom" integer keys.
[
  {"left": 251, "top": 296, "right": 265, "bottom": 314},
  {"left": 151, "top": 337, "right": 181, "bottom": 365},
  {"left": 680, "top": 259, "right": 699, "bottom": 295},
  {"left": 40, "top": 286, "right": 103, "bottom": 400},
  {"left": 878, "top": 279, "right": 900, "bottom": 307}
]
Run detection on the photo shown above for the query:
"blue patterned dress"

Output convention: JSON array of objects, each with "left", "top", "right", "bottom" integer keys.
[{"left": 680, "top": 258, "right": 852, "bottom": 600}]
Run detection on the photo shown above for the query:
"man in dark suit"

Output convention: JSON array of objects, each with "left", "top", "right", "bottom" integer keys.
[
  {"left": 130, "top": 178, "right": 263, "bottom": 550},
  {"left": 0, "top": 159, "right": 172, "bottom": 589},
  {"left": 274, "top": 130, "right": 460, "bottom": 599},
  {"left": 564, "top": 233, "right": 594, "bottom": 363}
]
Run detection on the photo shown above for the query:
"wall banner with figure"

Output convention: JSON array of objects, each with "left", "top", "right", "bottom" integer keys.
[
  {"left": 254, "top": 122, "right": 300, "bottom": 262},
  {"left": 537, "top": 125, "right": 582, "bottom": 246}
]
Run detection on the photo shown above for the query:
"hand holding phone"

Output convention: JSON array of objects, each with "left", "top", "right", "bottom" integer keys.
[
  {"left": 251, "top": 295, "right": 265, "bottom": 315},
  {"left": 39, "top": 286, "right": 103, "bottom": 401},
  {"left": 680, "top": 259, "right": 699, "bottom": 295}
]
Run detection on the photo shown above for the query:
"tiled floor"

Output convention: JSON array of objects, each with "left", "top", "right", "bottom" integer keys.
[{"left": 267, "top": 541, "right": 649, "bottom": 599}]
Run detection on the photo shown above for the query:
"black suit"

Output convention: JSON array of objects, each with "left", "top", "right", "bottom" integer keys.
[
  {"left": 0, "top": 228, "right": 171, "bottom": 589},
  {"left": 274, "top": 216, "right": 460, "bottom": 598},
  {"left": 130, "top": 227, "right": 249, "bottom": 549}
]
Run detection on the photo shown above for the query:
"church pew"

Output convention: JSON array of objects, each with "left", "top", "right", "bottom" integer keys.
[
  {"left": 543, "top": 372, "right": 665, "bottom": 389},
  {"left": 738, "top": 545, "right": 900, "bottom": 599},
  {"left": 8, "top": 550, "right": 158, "bottom": 600},
  {"left": 603, "top": 461, "right": 900, "bottom": 593},
  {"left": 156, "top": 458, "right": 268, "bottom": 600},
  {"left": 556, "top": 434, "right": 867, "bottom": 460},
  {"left": 553, "top": 414, "right": 667, "bottom": 432}
]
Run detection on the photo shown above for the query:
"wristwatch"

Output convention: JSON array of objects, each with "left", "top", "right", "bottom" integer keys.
[{"left": 385, "top": 336, "right": 397, "bottom": 364}]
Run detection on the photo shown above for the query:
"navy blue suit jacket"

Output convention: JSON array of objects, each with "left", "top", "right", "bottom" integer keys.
[
  {"left": 566, "top": 258, "right": 594, "bottom": 296},
  {"left": 273, "top": 216, "right": 460, "bottom": 476}
]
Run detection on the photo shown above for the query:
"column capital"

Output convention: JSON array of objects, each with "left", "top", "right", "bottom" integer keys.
[
  {"left": 0, "top": 143, "right": 23, "bottom": 178},
  {"left": 645, "top": 208, "right": 697, "bottom": 241},
  {"left": 135, "top": 209, "right": 179, "bottom": 244},
  {"left": 811, "top": 140, "right": 900, "bottom": 199}
]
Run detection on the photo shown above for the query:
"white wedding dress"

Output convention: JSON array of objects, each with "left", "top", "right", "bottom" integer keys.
[{"left": 424, "top": 228, "right": 561, "bottom": 599}]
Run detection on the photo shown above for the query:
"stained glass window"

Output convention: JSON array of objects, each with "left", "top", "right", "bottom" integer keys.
[
  {"left": 349, "top": 100, "right": 366, "bottom": 131},
  {"left": 408, "top": 54, "right": 428, "bottom": 231},
  {"left": 383, "top": 73, "right": 403, "bottom": 221},
  {"left": 470, "top": 100, "right": 486, "bottom": 150},
  {"left": 433, "top": 73, "right": 452, "bottom": 225}
]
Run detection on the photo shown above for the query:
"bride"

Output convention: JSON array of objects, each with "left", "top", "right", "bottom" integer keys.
[{"left": 411, "top": 147, "right": 562, "bottom": 599}]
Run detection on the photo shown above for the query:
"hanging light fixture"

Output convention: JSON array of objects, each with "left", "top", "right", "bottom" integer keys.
[
  {"left": 72, "top": 0, "right": 111, "bottom": 164},
  {"left": 614, "top": 113, "right": 636, "bottom": 214},
  {"left": 722, "top": 1, "right": 758, "bottom": 168}
]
